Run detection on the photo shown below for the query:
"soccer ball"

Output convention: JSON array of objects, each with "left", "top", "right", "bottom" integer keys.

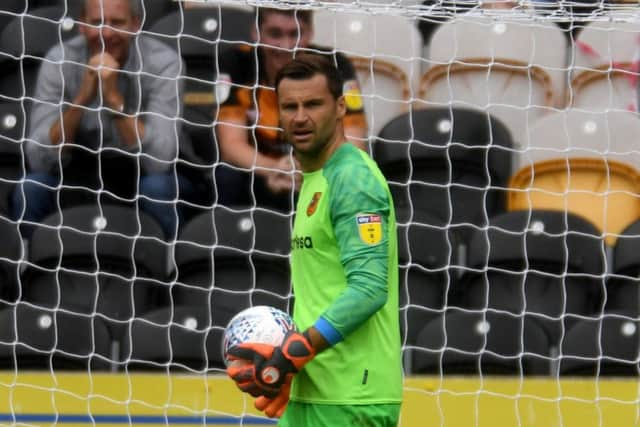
[{"left": 222, "top": 306, "right": 296, "bottom": 366}]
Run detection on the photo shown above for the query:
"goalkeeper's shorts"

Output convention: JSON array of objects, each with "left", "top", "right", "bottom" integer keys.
[{"left": 278, "top": 401, "right": 401, "bottom": 427}]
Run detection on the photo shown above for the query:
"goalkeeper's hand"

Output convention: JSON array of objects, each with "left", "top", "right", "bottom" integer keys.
[
  {"left": 254, "top": 378, "right": 291, "bottom": 418},
  {"left": 226, "top": 330, "right": 316, "bottom": 398}
]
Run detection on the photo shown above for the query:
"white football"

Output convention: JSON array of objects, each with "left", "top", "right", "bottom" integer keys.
[{"left": 222, "top": 306, "right": 296, "bottom": 366}]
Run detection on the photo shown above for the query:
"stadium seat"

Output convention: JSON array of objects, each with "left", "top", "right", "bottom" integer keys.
[
  {"left": 0, "top": 217, "right": 22, "bottom": 304},
  {"left": 313, "top": 9, "right": 423, "bottom": 136},
  {"left": 21, "top": 204, "right": 169, "bottom": 327},
  {"left": 457, "top": 210, "right": 606, "bottom": 347},
  {"left": 175, "top": 207, "right": 292, "bottom": 319},
  {"left": 509, "top": 110, "right": 640, "bottom": 245},
  {"left": 373, "top": 107, "right": 513, "bottom": 243},
  {"left": 0, "top": 304, "right": 113, "bottom": 370},
  {"left": 569, "top": 19, "right": 639, "bottom": 112},
  {"left": 569, "top": 69, "right": 637, "bottom": 113},
  {"left": 149, "top": 7, "right": 253, "bottom": 122},
  {"left": 396, "top": 207, "right": 460, "bottom": 372},
  {"left": 412, "top": 309, "right": 551, "bottom": 376},
  {"left": 559, "top": 315, "right": 640, "bottom": 376},
  {"left": 607, "top": 219, "right": 640, "bottom": 316},
  {"left": 0, "top": 101, "right": 26, "bottom": 216},
  {"left": 133, "top": 0, "right": 179, "bottom": 30},
  {"left": 417, "top": 0, "right": 475, "bottom": 48},
  {"left": 0, "top": 6, "right": 78, "bottom": 98},
  {"left": 0, "top": 1, "right": 24, "bottom": 38},
  {"left": 420, "top": 13, "right": 567, "bottom": 147},
  {"left": 533, "top": 0, "right": 603, "bottom": 43},
  {"left": 122, "top": 304, "right": 229, "bottom": 371}
]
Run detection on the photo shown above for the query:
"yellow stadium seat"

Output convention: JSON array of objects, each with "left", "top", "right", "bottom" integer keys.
[{"left": 508, "top": 158, "right": 640, "bottom": 245}]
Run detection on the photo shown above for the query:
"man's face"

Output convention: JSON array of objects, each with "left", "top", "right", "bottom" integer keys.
[
  {"left": 278, "top": 74, "right": 345, "bottom": 157},
  {"left": 256, "top": 13, "right": 313, "bottom": 71},
  {"left": 80, "top": 0, "right": 139, "bottom": 63}
]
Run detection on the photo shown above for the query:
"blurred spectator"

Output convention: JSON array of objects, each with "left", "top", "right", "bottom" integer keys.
[
  {"left": 14, "top": 0, "right": 193, "bottom": 238},
  {"left": 214, "top": 6, "right": 368, "bottom": 211}
]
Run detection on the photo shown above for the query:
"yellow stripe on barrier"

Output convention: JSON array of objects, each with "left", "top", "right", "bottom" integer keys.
[{"left": 0, "top": 373, "right": 638, "bottom": 426}]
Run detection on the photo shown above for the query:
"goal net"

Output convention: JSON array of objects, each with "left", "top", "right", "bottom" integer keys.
[{"left": 0, "top": 0, "right": 639, "bottom": 425}]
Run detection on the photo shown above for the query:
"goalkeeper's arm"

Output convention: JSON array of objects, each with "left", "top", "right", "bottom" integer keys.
[{"left": 311, "top": 252, "right": 389, "bottom": 347}]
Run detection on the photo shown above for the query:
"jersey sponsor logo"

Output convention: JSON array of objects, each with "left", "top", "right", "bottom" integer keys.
[
  {"left": 215, "top": 73, "right": 232, "bottom": 104},
  {"left": 306, "top": 192, "right": 322, "bottom": 216},
  {"left": 291, "top": 235, "right": 314, "bottom": 250},
  {"left": 343, "top": 80, "right": 363, "bottom": 111},
  {"left": 356, "top": 214, "right": 382, "bottom": 245}
]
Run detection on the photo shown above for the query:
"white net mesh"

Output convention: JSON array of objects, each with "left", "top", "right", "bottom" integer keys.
[{"left": 0, "top": 0, "right": 640, "bottom": 425}]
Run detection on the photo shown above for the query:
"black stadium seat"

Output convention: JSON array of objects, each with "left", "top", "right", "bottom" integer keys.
[
  {"left": 0, "top": 102, "right": 26, "bottom": 217},
  {"left": 0, "top": 6, "right": 78, "bottom": 99},
  {"left": 122, "top": 304, "right": 229, "bottom": 371},
  {"left": 608, "top": 219, "right": 640, "bottom": 316},
  {"left": 0, "top": 304, "right": 113, "bottom": 370},
  {"left": 412, "top": 309, "right": 551, "bottom": 376},
  {"left": 373, "top": 107, "right": 513, "bottom": 243},
  {"left": 21, "top": 204, "right": 169, "bottom": 326},
  {"left": 174, "top": 207, "right": 291, "bottom": 329},
  {"left": 0, "top": 217, "right": 22, "bottom": 304},
  {"left": 149, "top": 7, "right": 253, "bottom": 122},
  {"left": 396, "top": 206, "right": 460, "bottom": 372},
  {"left": 0, "top": 1, "right": 24, "bottom": 41},
  {"left": 457, "top": 210, "right": 606, "bottom": 347},
  {"left": 560, "top": 315, "right": 640, "bottom": 376}
]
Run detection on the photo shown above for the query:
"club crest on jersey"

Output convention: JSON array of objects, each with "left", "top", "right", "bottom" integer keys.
[
  {"left": 356, "top": 214, "right": 382, "bottom": 245},
  {"left": 306, "top": 192, "right": 322, "bottom": 216}
]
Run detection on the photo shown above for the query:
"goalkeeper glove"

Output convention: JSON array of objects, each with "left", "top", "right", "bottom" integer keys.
[
  {"left": 226, "top": 330, "right": 316, "bottom": 398},
  {"left": 254, "top": 378, "right": 291, "bottom": 418}
]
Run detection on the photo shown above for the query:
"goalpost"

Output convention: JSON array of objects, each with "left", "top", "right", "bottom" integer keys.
[{"left": 0, "top": 0, "right": 639, "bottom": 425}]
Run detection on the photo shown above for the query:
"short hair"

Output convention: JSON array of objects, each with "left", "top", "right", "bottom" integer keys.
[
  {"left": 254, "top": 6, "right": 313, "bottom": 28},
  {"left": 275, "top": 54, "right": 343, "bottom": 100},
  {"left": 81, "top": 0, "right": 141, "bottom": 19}
]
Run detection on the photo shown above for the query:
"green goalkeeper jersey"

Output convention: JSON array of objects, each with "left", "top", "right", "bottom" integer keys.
[{"left": 289, "top": 143, "right": 403, "bottom": 405}]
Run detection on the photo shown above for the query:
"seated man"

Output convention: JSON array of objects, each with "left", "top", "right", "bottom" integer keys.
[
  {"left": 14, "top": 0, "right": 193, "bottom": 238},
  {"left": 215, "top": 6, "right": 368, "bottom": 211}
]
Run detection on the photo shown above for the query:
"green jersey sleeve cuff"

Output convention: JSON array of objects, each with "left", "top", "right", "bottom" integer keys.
[{"left": 313, "top": 317, "right": 344, "bottom": 346}]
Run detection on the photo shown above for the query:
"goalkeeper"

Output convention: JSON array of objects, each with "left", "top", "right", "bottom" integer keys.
[{"left": 227, "top": 54, "right": 402, "bottom": 426}]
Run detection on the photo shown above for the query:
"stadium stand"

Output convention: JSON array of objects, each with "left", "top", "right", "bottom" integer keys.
[
  {"left": 508, "top": 110, "right": 640, "bottom": 245},
  {"left": 0, "top": 102, "right": 25, "bottom": 217},
  {"left": 0, "top": 216, "right": 22, "bottom": 305},
  {"left": 559, "top": 315, "right": 640, "bottom": 376},
  {"left": 456, "top": 210, "right": 606, "bottom": 350},
  {"left": 21, "top": 205, "right": 169, "bottom": 332},
  {"left": 1, "top": 0, "right": 639, "bottom": 395},
  {"left": 0, "top": 0, "right": 26, "bottom": 40},
  {"left": 608, "top": 219, "right": 640, "bottom": 316},
  {"left": 0, "top": 304, "right": 114, "bottom": 370},
  {"left": 312, "top": 9, "right": 423, "bottom": 136},
  {"left": 149, "top": 6, "right": 253, "bottom": 114},
  {"left": 420, "top": 13, "right": 567, "bottom": 147},
  {"left": 149, "top": 6, "right": 254, "bottom": 203},
  {"left": 0, "top": 5, "right": 78, "bottom": 100},
  {"left": 174, "top": 207, "right": 291, "bottom": 317},
  {"left": 123, "top": 304, "right": 227, "bottom": 371},
  {"left": 411, "top": 309, "right": 552, "bottom": 375},
  {"left": 396, "top": 206, "right": 460, "bottom": 374},
  {"left": 373, "top": 107, "right": 513, "bottom": 245},
  {"left": 569, "top": 19, "right": 640, "bottom": 112}
]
